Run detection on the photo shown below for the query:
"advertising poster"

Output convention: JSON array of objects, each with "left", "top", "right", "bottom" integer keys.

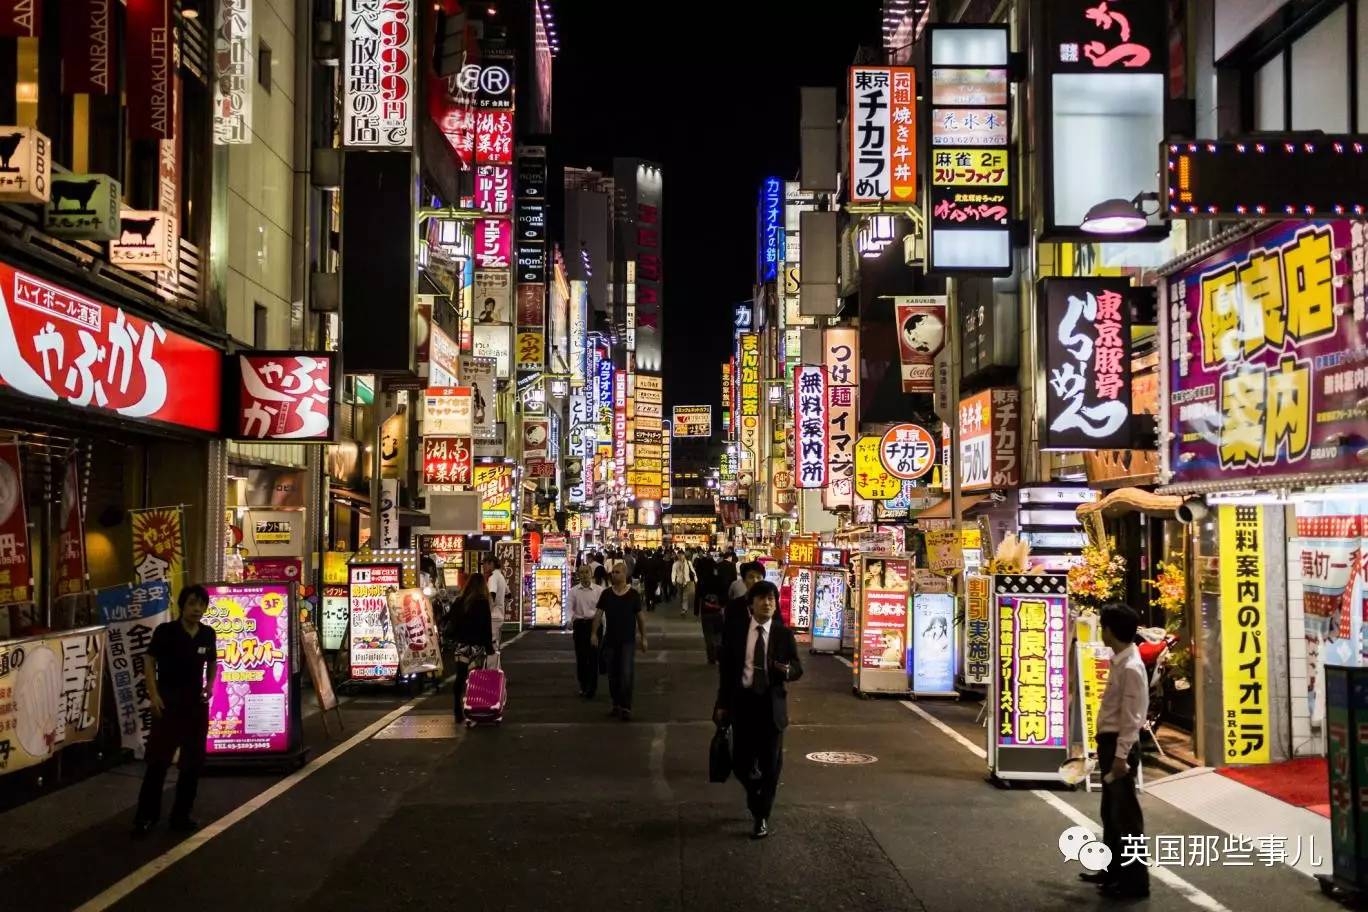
[
  {"left": 912, "top": 592, "right": 955, "bottom": 694},
  {"left": 893, "top": 297, "right": 947, "bottom": 393},
  {"left": 813, "top": 570, "right": 846, "bottom": 641},
  {"left": 0, "top": 441, "right": 31, "bottom": 605},
  {"left": 474, "top": 464, "right": 514, "bottom": 533},
  {"left": 348, "top": 563, "right": 401, "bottom": 679},
  {"left": 386, "top": 589, "right": 441, "bottom": 675},
  {"left": 341, "top": 0, "right": 414, "bottom": 147},
  {"left": 131, "top": 506, "right": 185, "bottom": 597},
  {"left": 859, "top": 557, "right": 910, "bottom": 671},
  {"left": 300, "top": 622, "right": 337, "bottom": 712},
  {"left": 243, "top": 556, "right": 303, "bottom": 583},
  {"left": 1040, "top": 277, "right": 1133, "bottom": 451},
  {"left": 1219, "top": 505, "right": 1271, "bottom": 764},
  {"left": 458, "top": 355, "right": 497, "bottom": 440},
  {"left": 473, "top": 323, "right": 512, "bottom": 378},
  {"left": 790, "top": 566, "right": 813, "bottom": 642},
  {"left": 98, "top": 582, "right": 170, "bottom": 756},
  {"left": 55, "top": 456, "right": 87, "bottom": 597},
  {"left": 203, "top": 583, "right": 292, "bottom": 755},
  {"left": 0, "top": 626, "right": 106, "bottom": 774},
  {"left": 963, "top": 575, "right": 991, "bottom": 686},
  {"left": 1075, "top": 615, "right": 1112, "bottom": 761},
  {"left": 534, "top": 568, "right": 564, "bottom": 627},
  {"left": 320, "top": 584, "right": 348, "bottom": 652},
  {"left": 1167, "top": 221, "right": 1367, "bottom": 487},
  {"left": 994, "top": 575, "right": 1069, "bottom": 750}
]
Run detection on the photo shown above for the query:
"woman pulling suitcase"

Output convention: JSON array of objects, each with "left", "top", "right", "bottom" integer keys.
[{"left": 444, "top": 573, "right": 496, "bottom": 721}]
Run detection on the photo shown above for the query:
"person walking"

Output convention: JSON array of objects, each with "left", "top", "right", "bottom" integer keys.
[
  {"left": 446, "top": 573, "right": 496, "bottom": 720},
  {"left": 134, "top": 585, "right": 217, "bottom": 835},
  {"left": 1078, "top": 602, "right": 1151, "bottom": 900},
  {"left": 714, "top": 580, "right": 802, "bottom": 839},
  {"left": 693, "top": 550, "right": 717, "bottom": 616},
  {"left": 672, "top": 550, "right": 697, "bottom": 616},
  {"left": 643, "top": 549, "right": 664, "bottom": 612},
  {"left": 483, "top": 556, "right": 508, "bottom": 651},
  {"left": 727, "top": 561, "right": 766, "bottom": 623},
  {"left": 716, "top": 552, "right": 738, "bottom": 596},
  {"left": 568, "top": 564, "right": 604, "bottom": 698},
  {"left": 590, "top": 563, "right": 648, "bottom": 719}
]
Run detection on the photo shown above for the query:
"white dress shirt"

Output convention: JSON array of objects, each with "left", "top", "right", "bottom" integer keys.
[
  {"left": 487, "top": 569, "right": 507, "bottom": 619},
  {"left": 741, "top": 617, "right": 773, "bottom": 689},
  {"left": 1097, "top": 643, "right": 1149, "bottom": 757},
  {"left": 567, "top": 583, "right": 603, "bottom": 622}
]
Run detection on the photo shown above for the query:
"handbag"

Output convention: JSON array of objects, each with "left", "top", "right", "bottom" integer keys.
[{"left": 708, "top": 723, "right": 733, "bottom": 783}]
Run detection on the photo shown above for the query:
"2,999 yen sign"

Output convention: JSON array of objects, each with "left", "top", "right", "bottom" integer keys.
[{"left": 879, "top": 423, "right": 936, "bottom": 480}]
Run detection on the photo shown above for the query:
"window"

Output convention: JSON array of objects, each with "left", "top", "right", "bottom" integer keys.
[
  {"left": 1290, "top": 4, "right": 1350, "bottom": 131},
  {"left": 254, "top": 304, "right": 269, "bottom": 348},
  {"left": 258, "top": 40, "right": 272, "bottom": 94},
  {"left": 1244, "top": 0, "right": 1362, "bottom": 132}
]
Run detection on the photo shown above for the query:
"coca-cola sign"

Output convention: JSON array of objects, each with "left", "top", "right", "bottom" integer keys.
[
  {"left": 234, "top": 352, "right": 337, "bottom": 441},
  {"left": 0, "top": 259, "right": 221, "bottom": 431}
]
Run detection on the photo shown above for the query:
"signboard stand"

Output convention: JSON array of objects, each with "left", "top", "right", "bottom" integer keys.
[
  {"left": 910, "top": 572, "right": 958, "bottom": 699},
  {"left": 344, "top": 562, "right": 405, "bottom": 686},
  {"left": 854, "top": 554, "right": 912, "bottom": 698},
  {"left": 1320, "top": 665, "right": 1368, "bottom": 900},
  {"left": 810, "top": 567, "right": 848, "bottom": 654}
]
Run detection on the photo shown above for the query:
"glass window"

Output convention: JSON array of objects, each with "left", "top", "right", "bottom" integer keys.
[
  {"left": 1254, "top": 52, "right": 1285, "bottom": 130},
  {"left": 1291, "top": 3, "right": 1350, "bottom": 132}
]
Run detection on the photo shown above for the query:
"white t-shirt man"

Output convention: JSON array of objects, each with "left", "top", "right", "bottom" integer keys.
[{"left": 487, "top": 565, "right": 508, "bottom": 645}]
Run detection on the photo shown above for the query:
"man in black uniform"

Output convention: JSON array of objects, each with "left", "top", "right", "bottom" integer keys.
[
  {"left": 714, "top": 580, "right": 803, "bottom": 839},
  {"left": 134, "top": 584, "right": 217, "bottom": 835}
]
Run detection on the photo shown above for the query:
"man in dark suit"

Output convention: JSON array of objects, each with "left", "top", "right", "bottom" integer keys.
[{"left": 713, "top": 579, "right": 803, "bottom": 839}]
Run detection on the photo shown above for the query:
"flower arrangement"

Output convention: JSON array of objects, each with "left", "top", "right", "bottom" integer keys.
[
  {"left": 983, "top": 533, "right": 1031, "bottom": 575},
  {"left": 1149, "top": 559, "right": 1193, "bottom": 682},
  {"left": 1067, "top": 544, "right": 1126, "bottom": 612}
]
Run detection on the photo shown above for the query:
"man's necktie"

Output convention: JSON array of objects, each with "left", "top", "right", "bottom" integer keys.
[{"left": 751, "top": 625, "right": 768, "bottom": 694}]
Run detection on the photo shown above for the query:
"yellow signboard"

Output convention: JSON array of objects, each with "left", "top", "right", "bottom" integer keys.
[
  {"left": 855, "top": 436, "right": 900, "bottom": 500},
  {"left": 474, "top": 464, "right": 514, "bottom": 533},
  {"left": 1219, "top": 505, "right": 1271, "bottom": 764},
  {"left": 931, "top": 148, "right": 1009, "bottom": 186}
]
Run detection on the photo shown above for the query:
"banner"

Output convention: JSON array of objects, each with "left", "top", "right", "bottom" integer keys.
[
  {"left": 963, "top": 575, "right": 991, "bottom": 686},
  {"left": 60, "top": 0, "right": 113, "bottom": 94},
  {"left": 204, "top": 582, "right": 292, "bottom": 754},
  {"left": 1219, "top": 505, "right": 1271, "bottom": 764},
  {"left": 348, "top": 563, "right": 401, "bottom": 679},
  {"left": 894, "top": 297, "right": 947, "bottom": 393},
  {"left": 126, "top": 0, "right": 174, "bottom": 141},
  {"left": 131, "top": 507, "right": 185, "bottom": 598},
  {"left": 0, "top": 442, "right": 31, "bottom": 606},
  {"left": 386, "top": 589, "right": 441, "bottom": 675},
  {"left": 55, "top": 456, "right": 87, "bottom": 597},
  {"left": 0, "top": 626, "right": 106, "bottom": 775},
  {"left": 98, "top": 581, "right": 170, "bottom": 757}
]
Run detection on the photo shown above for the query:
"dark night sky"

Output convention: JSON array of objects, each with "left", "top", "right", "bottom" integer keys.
[{"left": 551, "top": 3, "right": 881, "bottom": 413}]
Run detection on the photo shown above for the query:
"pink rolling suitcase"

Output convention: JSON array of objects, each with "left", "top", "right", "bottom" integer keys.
[{"left": 462, "top": 667, "right": 506, "bottom": 725}]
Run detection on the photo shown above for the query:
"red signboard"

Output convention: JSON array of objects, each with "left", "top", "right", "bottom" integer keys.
[
  {"left": 475, "top": 218, "right": 511, "bottom": 269},
  {"left": 235, "top": 352, "right": 337, "bottom": 441},
  {"left": 475, "top": 110, "right": 514, "bottom": 164},
  {"left": 526, "top": 459, "right": 556, "bottom": 479},
  {"left": 56, "top": 456, "right": 86, "bottom": 596},
  {"left": 61, "top": 0, "right": 112, "bottom": 94},
  {"left": 126, "top": 0, "right": 174, "bottom": 141},
  {"left": 0, "top": 0, "right": 40, "bottom": 37},
  {"left": 422, "top": 435, "right": 472, "bottom": 486},
  {"left": 0, "top": 260, "right": 221, "bottom": 431},
  {"left": 0, "top": 442, "right": 32, "bottom": 605}
]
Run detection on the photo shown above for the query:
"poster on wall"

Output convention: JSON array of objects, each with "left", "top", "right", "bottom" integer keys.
[
  {"left": 1218, "top": 505, "right": 1270, "bottom": 764},
  {"left": 98, "top": 581, "right": 171, "bottom": 757},
  {"left": 55, "top": 456, "right": 87, "bottom": 596},
  {"left": 794, "top": 365, "right": 828, "bottom": 488},
  {"left": 893, "top": 297, "right": 947, "bottom": 393},
  {"left": 386, "top": 589, "right": 441, "bottom": 675},
  {"left": 0, "top": 626, "right": 106, "bottom": 774},
  {"left": 990, "top": 573, "right": 1070, "bottom": 782},
  {"left": 348, "top": 563, "right": 401, "bottom": 679},
  {"left": 131, "top": 506, "right": 185, "bottom": 598},
  {"left": 912, "top": 591, "right": 955, "bottom": 695},
  {"left": 534, "top": 568, "right": 564, "bottom": 627},
  {"left": 203, "top": 582, "right": 293, "bottom": 755}
]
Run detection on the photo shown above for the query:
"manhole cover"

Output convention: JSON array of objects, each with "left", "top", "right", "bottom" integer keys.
[
  {"left": 373, "top": 715, "right": 459, "bottom": 740},
  {"left": 806, "top": 751, "right": 878, "bottom": 765}
]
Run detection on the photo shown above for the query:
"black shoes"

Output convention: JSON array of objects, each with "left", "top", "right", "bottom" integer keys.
[
  {"left": 751, "top": 817, "right": 769, "bottom": 839},
  {"left": 1078, "top": 872, "right": 1112, "bottom": 885},
  {"left": 1099, "top": 882, "right": 1149, "bottom": 900},
  {"left": 132, "top": 819, "right": 154, "bottom": 838}
]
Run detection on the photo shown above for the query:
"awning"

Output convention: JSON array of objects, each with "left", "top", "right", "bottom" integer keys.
[
  {"left": 1076, "top": 487, "right": 1182, "bottom": 520},
  {"left": 913, "top": 495, "right": 987, "bottom": 520}
]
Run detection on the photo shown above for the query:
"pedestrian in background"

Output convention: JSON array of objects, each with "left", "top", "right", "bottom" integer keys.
[
  {"left": 446, "top": 573, "right": 495, "bottom": 721},
  {"left": 716, "top": 552, "right": 738, "bottom": 596},
  {"left": 714, "top": 580, "right": 802, "bottom": 839},
  {"left": 673, "top": 550, "right": 696, "bottom": 616},
  {"left": 1079, "top": 602, "right": 1151, "bottom": 900},
  {"left": 134, "top": 584, "right": 217, "bottom": 835},
  {"left": 727, "top": 561, "right": 766, "bottom": 622},
  {"left": 591, "top": 563, "right": 648, "bottom": 719},
  {"left": 693, "top": 550, "right": 717, "bottom": 617},
  {"left": 568, "top": 564, "right": 604, "bottom": 698},
  {"left": 483, "top": 556, "right": 508, "bottom": 651}
]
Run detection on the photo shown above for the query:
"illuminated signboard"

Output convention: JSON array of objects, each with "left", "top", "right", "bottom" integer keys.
[
  {"left": 204, "top": 582, "right": 293, "bottom": 754},
  {"left": 1166, "top": 139, "right": 1368, "bottom": 220},
  {"left": 994, "top": 573, "right": 1068, "bottom": 750},
  {"left": 342, "top": 0, "right": 413, "bottom": 148},
  {"left": 823, "top": 327, "right": 859, "bottom": 510},
  {"left": 925, "top": 25, "right": 1011, "bottom": 274},
  {"left": 958, "top": 387, "right": 1021, "bottom": 492},
  {"left": 1039, "top": 278, "right": 1133, "bottom": 451},
  {"left": 739, "top": 333, "right": 760, "bottom": 466},
  {"left": 794, "top": 364, "right": 828, "bottom": 488},
  {"left": 848, "top": 66, "right": 917, "bottom": 204},
  {"left": 473, "top": 463, "right": 514, "bottom": 532},
  {"left": 759, "top": 176, "right": 782, "bottom": 283},
  {"left": 672, "top": 405, "right": 712, "bottom": 439},
  {"left": 422, "top": 435, "right": 472, "bottom": 487},
  {"left": 235, "top": 352, "right": 338, "bottom": 441}
]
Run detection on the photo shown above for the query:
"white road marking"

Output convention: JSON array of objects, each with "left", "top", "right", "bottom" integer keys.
[
  {"left": 649, "top": 723, "right": 673, "bottom": 801},
  {"left": 893, "top": 691, "right": 1232, "bottom": 912},
  {"left": 833, "top": 655, "right": 853, "bottom": 668}
]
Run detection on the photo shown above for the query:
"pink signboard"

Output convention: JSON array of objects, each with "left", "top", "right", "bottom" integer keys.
[
  {"left": 203, "top": 582, "right": 293, "bottom": 754},
  {"left": 475, "top": 218, "right": 511, "bottom": 269}
]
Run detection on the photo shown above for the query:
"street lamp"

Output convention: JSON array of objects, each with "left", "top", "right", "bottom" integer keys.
[{"left": 1080, "top": 191, "right": 1161, "bottom": 235}]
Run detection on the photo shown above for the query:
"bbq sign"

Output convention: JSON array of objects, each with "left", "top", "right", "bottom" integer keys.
[{"left": 1039, "top": 277, "right": 1133, "bottom": 451}]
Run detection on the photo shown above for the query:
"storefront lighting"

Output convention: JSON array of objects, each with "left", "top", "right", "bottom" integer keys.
[
  {"left": 550, "top": 378, "right": 568, "bottom": 398},
  {"left": 435, "top": 218, "right": 461, "bottom": 246},
  {"left": 1080, "top": 192, "right": 1160, "bottom": 235}
]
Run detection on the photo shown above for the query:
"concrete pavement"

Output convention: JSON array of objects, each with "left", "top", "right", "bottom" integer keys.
[{"left": 0, "top": 602, "right": 1338, "bottom": 911}]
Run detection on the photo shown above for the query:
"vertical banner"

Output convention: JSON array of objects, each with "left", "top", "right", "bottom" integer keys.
[
  {"left": 823, "top": 327, "right": 859, "bottom": 509},
  {"left": 131, "top": 507, "right": 186, "bottom": 600},
  {"left": 0, "top": 441, "right": 32, "bottom": 605},
  {"left": 963, "top": 575, "right": 992, "bottom": 686},
  {"left": 342, "top": 0, "right": 415, "bottom": 147},
  {"left": 125, "top": 0, "right": 174, "bottom": 141},
  {"left": 386, "top": 589, "right": 441, "bottom": 675},
  {"left": 56, "top": 457, "right": 87, "bottom": 597},
  {"left": 212, "top": 0, "right": 253, "bottom": 143},
  {"left": 379, "top": 478, "right": 399, "bottom": 549},
  {"left": 893, "top": 297, "right": 947, "bottom": 393},
  {"left": 738, "top": 333, "right": 760, "bottom": 472},
  {"left": 848, "top": 66, "right": 917, "bottom": 203},
  {"left": 348, "top": 563, "right": 402, "bottom": 679},
  {"left": 1219, "top": 505, "right": 1271, "bottom": 764},
  {"left": 1039, "top": 277, "right": 1134, "bottom": 450},
  {"left": 794, "top": 364, "right": 828, "bottom": 488},
  {"left": 98, "top": 581, "right": 171, "bottom": 757},
  {"left": 0, "top": 627, "right": 107, "bottom": 774},
  {"left": 993, "top": 574, "right": 1069, "bottom": 755},
  {"left": 60, "top": 0, "right": 113, "bottom": 95},
  {"left": 203, "top": 582, "right": 293, "bottom": 754}
]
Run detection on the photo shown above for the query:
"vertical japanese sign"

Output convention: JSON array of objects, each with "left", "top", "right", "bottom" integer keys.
[
  {"left": 963, "top": 575, "right": 991, "bottom": 686},
  {"left": 994, "top": 574, "right": 1069, "bottom": 749},
  {"left": 1040, "top": 277, "right": 1133, "bottom": 450},
  {"left": 848, "top": 66, "right": 916, "bottom": 204},
  {"left": 56, "top": 456, "right": 86, "bottom": 597},
  {"left": 893, "top": 297, "right": 947, "bottom": 393},
  {"left": 759, "top": 176, "right": 782, "bottom": 283},
  {"left": 859, "top": 557, "right": 911, "bottom": 671},
  {"left": 98, "top": 581, "right": 170, "bottom": 756},
  {"left": 476, "top": 164, "right": 513, "bottom": 216},
  {"left": 1219, "top": 505, "right": 1271, "bottom": 764},
  {"left": 1075, "top": 615, "right": 1112, "bottom": 761},
  {"left": 212, "top": 0, "right": 253, "bottom": 144},
  {"left": 789, "top": 567, "right": 813, "bottom": 643},
  {"left": 1166, "top": 221, "right": 1365, "bottom": 486},
  {"left": 0, "top": 442, "right": 31, "bottom": 605},
  {"left": 0, "top": 627, "right": 107, "bottom": 774},
  {"left": 126, "top": 0, "right": 173, "bottom": 141},
  {"left": 342, "top": 0, "right": 414, "bottom": 148},
  {"left": 823, "top": 328, "right": 858, "bottom": 510},
  {"left": 60, "top": 0, "right": 113, "bottom": 95},
  {"left": 235, "top": 353, "right": 336, "bottom": 441},
  {"left": 794, "top": 365, "right": 828, "bottom": 489},
  {"left": 386, "top": 589, "right": 440, "bottom": 675},
  {"left": 959, "top": 387, "right": 1021, "bottom": 492},
  {"left": 925, "top": 25, "right": 1011, "bottom": 274},
  {"left": 721, "top": 359, "right": 734, "bottom": 438},
  {"left": 203, "top": 582, "right": 292, "bottom": 754},
  {"left": 421, "top": 436, "right": 472, "bottom": 488},
  {"left": 131, "top": 507, "right": 184, "bottom": 598},
  {"left": 738, "top": 333, "right": 760, "bottom": 471},
  {"left": 348, "top": 563, "right": 401, "bottom": 679}
]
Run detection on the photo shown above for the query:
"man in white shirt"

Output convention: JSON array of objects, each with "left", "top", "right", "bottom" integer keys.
[
  {"left": 1081, "top": 603, "right": 1150, "bottom": 900},
  {"left": 483, "top": 556, "right": 508, "bottom": 650},
  {"left": 567, "top": 565, "right": 604, "bottom": 698}
]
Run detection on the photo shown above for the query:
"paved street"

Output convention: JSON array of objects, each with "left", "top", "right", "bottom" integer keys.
[{"left": 0, "top": 604, "right": 1335, "bottom": 911}]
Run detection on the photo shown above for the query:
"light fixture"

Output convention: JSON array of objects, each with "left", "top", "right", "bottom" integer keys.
[{"left": 1080, "top": 192, "right": 1161, "bottom": 235}]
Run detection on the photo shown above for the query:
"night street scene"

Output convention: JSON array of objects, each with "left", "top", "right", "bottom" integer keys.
[{"left": 1, "top": 1, "right": 1367, "bottom": 909}]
